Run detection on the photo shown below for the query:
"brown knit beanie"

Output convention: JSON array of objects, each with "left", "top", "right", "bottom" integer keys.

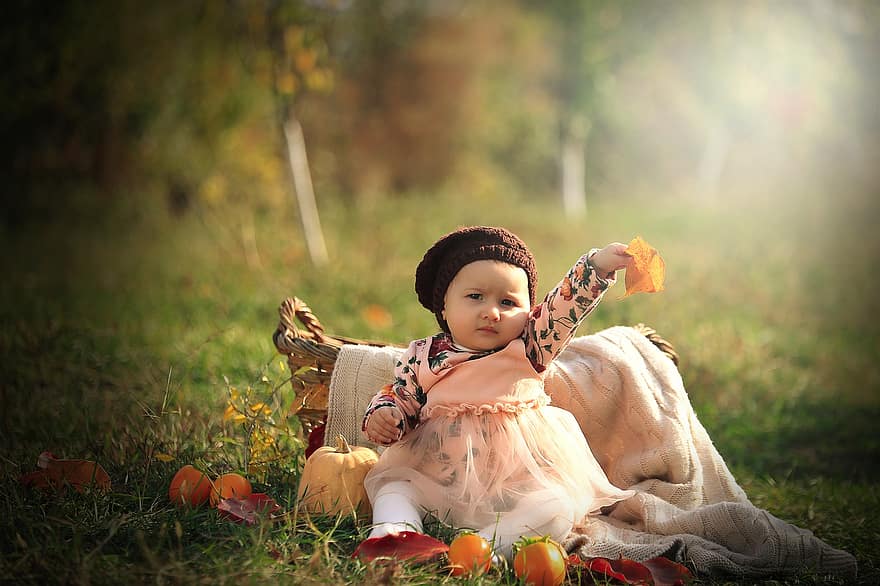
[{"left": 415, "top": 226, "right": 538, "bottom": 332}]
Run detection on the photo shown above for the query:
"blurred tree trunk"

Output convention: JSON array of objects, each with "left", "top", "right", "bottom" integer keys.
[
  {"left": 560, "top": 114, "right": 589, "bottom": 217},
  {"left": 553, "top": 0, "right": 590, "bottom": 217},
  {"left": 254, "top": 1, "right": 338, "bottom": 267},
  {"left": 697, "top": 119, "right": 730, "bottom": 202},
  {"left": 283, "top": 116, "right": 328, "bottom": 266},
  {"left": 541, "top": 0, "right": 645, "bottom": 215}
]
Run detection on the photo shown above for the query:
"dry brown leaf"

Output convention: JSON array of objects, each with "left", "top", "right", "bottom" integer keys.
[
  {"left": 217, "top": 493, "right": 282, "bottom": 525},
  {"left": 623, "top": 236, "right": 666, "bottom": 297},
  {"left": 19, "top": 451, "right": 111, "bottom": 493}
]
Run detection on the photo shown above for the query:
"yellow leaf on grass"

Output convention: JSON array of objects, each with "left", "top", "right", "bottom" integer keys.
[
  {"left": 623, "top": 236, "right": 666, "bottom": 297},
  {"left": 155, "top": 453, "right": 175, "bottom": 463}
]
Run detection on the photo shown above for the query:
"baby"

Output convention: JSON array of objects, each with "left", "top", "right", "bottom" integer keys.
[{"left": 361, "top": 226, "right": 634, "bottom": 559}]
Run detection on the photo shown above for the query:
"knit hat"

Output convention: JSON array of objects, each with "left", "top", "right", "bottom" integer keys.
[{"left": 415, "top": 226, "right": 538, "bottom": 332}]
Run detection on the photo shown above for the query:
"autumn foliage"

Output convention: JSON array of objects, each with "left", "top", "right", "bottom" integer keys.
[
  {"left": 624, "top": 236, "right": 666, "bottom": 297},
  {"left": 19, "top": 452, "right": 111, "bottom": 493}
]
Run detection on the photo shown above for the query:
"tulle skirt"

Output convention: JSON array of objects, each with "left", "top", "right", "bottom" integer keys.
[{"left": 364, "top": 404, "right": 632, "bottom": 533}]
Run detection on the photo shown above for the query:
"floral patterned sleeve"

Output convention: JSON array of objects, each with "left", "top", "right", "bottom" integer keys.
[
  {"left": 523, "top": 250, "right": 616, "bottom": 372},
  {"left": 362, "top": 339, "right": 427, "bottom": 439}
]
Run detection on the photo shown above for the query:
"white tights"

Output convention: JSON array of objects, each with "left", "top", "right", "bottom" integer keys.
[
  {"left": 369, "top": 482, "right": 575, "bottom": 562},
  {"left": 476, "top": 488, "right": 575, "bottom": 560},
  {"left": 368, "top": 481, "right": 424, "bottom": 538}
]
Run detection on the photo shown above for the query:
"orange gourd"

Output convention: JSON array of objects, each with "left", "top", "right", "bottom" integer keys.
[
  {"left": 513, "top": 537, "right": 567, "bottom": 586},
  {"left": 297, "top": 434, "right": 378, "bottom": 517},
  {"left": 448, "top": 533, "right": 493, "bottom": 576},
  {"left": 168, "top": 464, "right": 212, "bottom": 507},
  {"left": 209, "top": 472, "right": 252, "bottom": 507}
]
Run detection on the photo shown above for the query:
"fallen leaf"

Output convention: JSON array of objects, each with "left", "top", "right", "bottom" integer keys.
[
  {"left": 568, "top": 555, "right": 693, "bottom": 585},
  {"left": 154, "top": 453, "right": 175, "bottom": 463},
  {"left": 362, "top": 304, "right": 393, "bottom": 329},
  {"left": 352, "top": 531, "right": 449, "bottom": 563},
  {"left": 217, "top": 493, "right": 282, "bottom": 525},
  {"left": 305, "top": 420, "right": 326, "bottom": 458},
  {"left": 641, "top": 557, "right": 693, "bottom": 586},
  {"left": 570, "top": 556, "right": 653, "bottom": 584},
  {"left": 19, "top": 451, "right": 111, "bottom": 493},
  {"left": 623, "top": 236, "right": 666, "bottom": 297}
]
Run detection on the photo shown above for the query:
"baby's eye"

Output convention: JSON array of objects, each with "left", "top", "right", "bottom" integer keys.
[
  {"left": 467, "top": 293, "right": 482, "bottom": 300},
  {"left": 501, "top": 298, "right": 517, "bottom": 307}
]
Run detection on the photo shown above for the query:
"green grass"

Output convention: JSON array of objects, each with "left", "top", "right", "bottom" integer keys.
[{"left": 1, "top": 189, "right": 878, "bottom": 584}]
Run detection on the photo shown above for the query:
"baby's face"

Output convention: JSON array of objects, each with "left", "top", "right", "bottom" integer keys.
[{"left": 442, "top": 260, "right": 530, "bottom": 351}]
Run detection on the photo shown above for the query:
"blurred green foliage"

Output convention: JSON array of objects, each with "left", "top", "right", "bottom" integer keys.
[{"left": 4, "top": 0, "right": 879, "bottom": 222}]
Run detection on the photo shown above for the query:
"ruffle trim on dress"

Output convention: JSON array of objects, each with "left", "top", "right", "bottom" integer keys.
[{"left": 421, "top": 394, "right": 550, "bottom": 419}]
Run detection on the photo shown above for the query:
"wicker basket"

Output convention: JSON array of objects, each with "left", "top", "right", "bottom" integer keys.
[{"left": 272, "top": 296, "right": 679, "bottom": 433}]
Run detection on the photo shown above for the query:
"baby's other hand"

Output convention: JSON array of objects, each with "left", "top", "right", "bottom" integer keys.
[
  {"left": 590, "top": 242, "right": 631, "bottom": 275},
  {"left": 365, "top": 406, "right": 404, "bottom": 445}
]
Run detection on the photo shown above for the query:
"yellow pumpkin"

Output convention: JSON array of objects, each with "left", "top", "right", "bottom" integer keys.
[{"left": 297, "top": 434, "right": 378, "bottom": 517}]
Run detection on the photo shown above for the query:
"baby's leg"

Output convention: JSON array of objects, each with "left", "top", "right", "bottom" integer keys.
[
  {"left": 478, "top": 489, "right": 574, "bottom": 560},
  {"left": 368, "top": 480, "right": 424, "bottom": 538}
]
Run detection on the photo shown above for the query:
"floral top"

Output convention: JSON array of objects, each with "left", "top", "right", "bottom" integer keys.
[{"left": 362, "top": 250, "right": 615, "bottom": 439}]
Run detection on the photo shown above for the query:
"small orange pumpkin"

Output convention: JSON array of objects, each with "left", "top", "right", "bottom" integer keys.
[
  {"left": 513, "top": 537, "right": 567, "bottom": 586},
  {"left": 168, "top": 464, "right": 212, "bottom": 507},
  {"left": 297, "top": 434, "right": 379, "bottom": 517},
  {"left": 448, "top": 533, "right": 493, "bottom": 576},
  {"left": 209, "top": 472, "right": 252, "bottom": 507}
]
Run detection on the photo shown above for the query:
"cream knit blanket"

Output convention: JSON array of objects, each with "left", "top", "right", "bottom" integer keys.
[{"left": 325, "top": 326, "right": 857, "bottom": 580}]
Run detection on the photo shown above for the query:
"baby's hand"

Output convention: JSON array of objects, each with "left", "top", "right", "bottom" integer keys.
[
  {"left": 365, "top": 406, "right": 404, "bottom": 445},
  {"left": 590, "top": 242, "right": 631, "bottom": 275}
]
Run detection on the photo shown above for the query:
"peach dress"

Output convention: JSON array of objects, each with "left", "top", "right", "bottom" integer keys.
[
  {"left": 363, "top": 337, "right": 632, "bottom": 534},
  {"left": 363, "top": 251, "right": 634, "bottom": 537}
]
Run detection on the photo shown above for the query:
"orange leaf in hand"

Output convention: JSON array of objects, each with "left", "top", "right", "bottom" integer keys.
[{"left": 623, "top": 236, "right": 665, "bottom": 297}]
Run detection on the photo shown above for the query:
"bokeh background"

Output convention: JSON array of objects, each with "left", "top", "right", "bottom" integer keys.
[
  {"left": 4, "top": 0, "right": 879, "bottom": 219},
  {"left": 2, "top": 1, "right": 880, "bottom": 582}
]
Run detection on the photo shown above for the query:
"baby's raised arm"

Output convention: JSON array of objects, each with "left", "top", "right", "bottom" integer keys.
[{"left": 590, "top": 242, "right": 631, "bottom": 274}]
